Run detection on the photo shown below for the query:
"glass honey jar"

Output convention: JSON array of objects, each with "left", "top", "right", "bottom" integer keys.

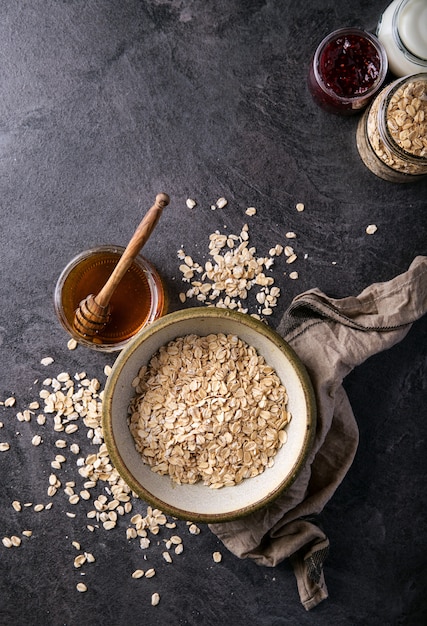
[{"left": 54, "top": 245, "right": 167, "bottom": 351}]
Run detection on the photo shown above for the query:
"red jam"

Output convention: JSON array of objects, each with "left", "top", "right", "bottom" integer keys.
[
  {"left": 320, "top": 34, "right": 381, "bottom": 97},
  {"left": 308, "top": 29, "right": 386, "bottom": 115}
]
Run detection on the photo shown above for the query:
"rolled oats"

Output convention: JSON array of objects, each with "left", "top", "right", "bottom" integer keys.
[
  {"left": 40, "top": 357, "right": 54, "bottom": 366},
  {"left": 359, "top": 76, "right": 427, "bottom": 179},
  {"left": 129, "top": 333, "right": 291, "bottom": 488},
  {"left": 366, "top": 224, "right": 378, "bottom": 235},
  {"left": 151, "top": 592, "right": 160, "bottom": 606}
]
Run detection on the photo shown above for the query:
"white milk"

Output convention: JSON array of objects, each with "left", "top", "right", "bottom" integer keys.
[{"left": 377, "top": 0, "right": 427, "bottom": 76}]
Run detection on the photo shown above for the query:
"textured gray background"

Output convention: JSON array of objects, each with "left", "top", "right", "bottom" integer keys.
[{"left": 0, "top": 1, "right": 426, "bottom": 625}]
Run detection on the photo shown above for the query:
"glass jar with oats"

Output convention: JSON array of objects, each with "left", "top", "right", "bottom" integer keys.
[{"left": 356, "top": 73, "right": 427, "bottom": 182}]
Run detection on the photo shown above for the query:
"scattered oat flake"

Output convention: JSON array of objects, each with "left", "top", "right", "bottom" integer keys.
[
  {"left": 5, "top": 397, "right": 16, "bottom": 407},
  {"left": 74, "top": 554, "right": 86, "bottom": 568},
  {"left": 186, "top": 198, "right": 196, "bottom": 209},
  {"left": 296, "top": 202, "right": 305, "bottom": 212},
  {"left": 151, "top": 592, "right": 160, "bottom": 606},
  {"left": 40, "top": 357, "right": 54, "bottom": 366},
  {"left": 76, "top": 583, "right": 87, "bottom": 593},
  {"left": 67, "top": 338, "right": 78, "bottom": 351},
  {"left": 216, "top": 197, "right": 227, "bottom": 208},
  {"left": 245, "top": 207, "right": 256, "bottom": 216},
  {"left": 366, "top": 224, "right": 378, "bottom": 235},
  {"left": 162, "top": 551, "right": 172, "bottom": 563},
  {"left": 0, "top": 443, "right": 10, "bottom": 452},
  {"left": 188, "top": 524, "right": 200, "bottom": 535},
  {"left": 289, "top": 271, "right": 299, "bottom": 280},
  {"left": 213, "top": 551, "right": 222, "bottom": 563},
  {"left": 132, "top": 569, "right": 144, "bottom": 579}
]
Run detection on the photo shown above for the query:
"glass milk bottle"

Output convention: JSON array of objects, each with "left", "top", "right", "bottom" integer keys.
[{"left": 377, "top": 0, "right": 427, "bottom": 76}]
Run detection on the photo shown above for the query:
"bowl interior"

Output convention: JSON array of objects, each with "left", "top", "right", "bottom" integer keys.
[{"left": 102, "top": 308, "right": 316, "bottom": 523}]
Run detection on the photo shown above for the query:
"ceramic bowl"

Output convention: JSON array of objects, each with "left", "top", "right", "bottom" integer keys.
[{"left": 102, "top": 307, "right": 316, "bottom": 523}]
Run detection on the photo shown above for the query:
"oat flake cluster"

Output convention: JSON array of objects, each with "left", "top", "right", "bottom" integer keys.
[
  {"left": 1, "top": 359, "right": 223, "bottom": 600},
  {"left": 178, "top": 202, "right": 302, "bottom": 318},
  {"left": 129, "top": 333, "right": 291, "bottom": 488}
]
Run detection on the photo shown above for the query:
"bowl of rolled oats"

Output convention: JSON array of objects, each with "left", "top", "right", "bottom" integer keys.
[{"left": 102, "top": 307, "right": 316, "bottom": 523}]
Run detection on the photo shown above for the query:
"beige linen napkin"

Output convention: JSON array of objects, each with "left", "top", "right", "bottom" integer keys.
[{"left": 209, "top": 256, "right": 427, "bottom": 611}]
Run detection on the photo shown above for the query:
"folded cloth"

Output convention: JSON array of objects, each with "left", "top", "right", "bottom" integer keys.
[{"left": 209, "top": 256, "right": 427, "bottom": 611}]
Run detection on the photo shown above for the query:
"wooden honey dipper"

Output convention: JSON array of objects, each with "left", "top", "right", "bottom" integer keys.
[{"left": 73, "top": 192, "right": 170, "bottom": 338}]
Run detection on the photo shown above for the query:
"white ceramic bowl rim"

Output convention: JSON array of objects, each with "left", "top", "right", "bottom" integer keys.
[{"left": 102, "top": 307, "right": 317, "bottom": 523}]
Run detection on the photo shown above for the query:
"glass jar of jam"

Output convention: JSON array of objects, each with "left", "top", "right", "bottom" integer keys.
[
  {"left": 54, "top": 245, "right": 167, "bottom": 351},
  {"left": 377, "top": 0, "right": 427, "bottom": 77},
  {"left": 356, "top": 73, "right": 427, "bottom": 182},
  {"left": 308, "top": 27, "right": 388, "bottom": 115}
]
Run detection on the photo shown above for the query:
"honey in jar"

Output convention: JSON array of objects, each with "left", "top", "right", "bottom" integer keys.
[{"left": 54, "top": 245, "right": 166, "bottom": 351}]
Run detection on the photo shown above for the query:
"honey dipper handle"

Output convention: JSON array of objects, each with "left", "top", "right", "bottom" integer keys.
[{"left": 95, "top": 193, "right": 170, "bottom": 308}]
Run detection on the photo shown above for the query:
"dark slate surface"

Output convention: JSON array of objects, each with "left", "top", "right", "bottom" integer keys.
[{"left": 0, "top": 1, "right": 426, "bottom": 625}]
